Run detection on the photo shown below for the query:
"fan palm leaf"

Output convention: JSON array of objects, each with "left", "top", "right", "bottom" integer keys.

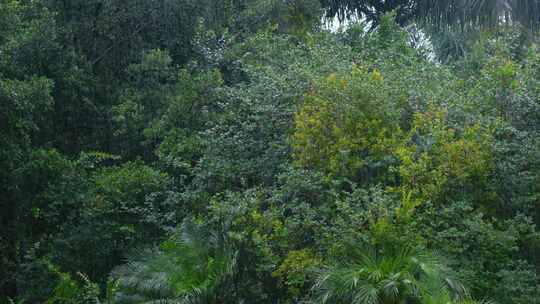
[
  {"left": 313, "top": 243, "right": 465, "bottom": 304},
  {"left": 110, "top": 220, "right": 237, "bottom": 304}
]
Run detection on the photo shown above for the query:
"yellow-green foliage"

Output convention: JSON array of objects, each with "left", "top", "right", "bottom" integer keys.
[
  {"left": 488, "top": 58, "right": 519, "bottom": 90},
  {"left": 393, "top": 109, "right": 494, "bottom": 209},
  {"left": 292, "top": 66, "right": 401, "bottom": 180},
  {"left": 272, "top": 249, "right": 321, "bottom": 298},
  {"left": 292, "top": 66, "right": 494, "bottom": 214},
  {"left": 47, "top": 270, "right": 99, "bottom": 304}
]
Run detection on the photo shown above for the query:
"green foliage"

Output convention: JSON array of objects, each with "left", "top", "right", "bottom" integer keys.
[
  {"left": 272, "top": 249, "right": 321, "bottom": 299},
  {"left": 292, "top": 67, "right": 401, "bottom": 182},
  {"left": 393, "top": 109, "right": 495, "bottom": 207},
  {"left": 111, "top": 220, "right": 237, "bottom": 303},
  {"left": 113, "top": 49, "right": 223, "bottom": 167},
  {"left": 47, "top": 272, "right": 100, "bottom": 304},
  {"left": 52, "top": 161, "right": 173, "bottom": 281},
  {"left": 16, "top": 256, "right": 61, "bottom": 303},
  {"left": 314, "top": 242, "right": 465, "bottom": 304},
  {"left": 191, "top": 30, "right": 353, "bottom": 194},
  {"left": 414, "top": 200, "right": 540, "bottom": 303},
  {"left": 3, "top": 4, "right": 540, "bottom": 304}
]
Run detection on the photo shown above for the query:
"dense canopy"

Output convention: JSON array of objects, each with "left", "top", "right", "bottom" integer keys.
[{"left": 2, "top": 0, "right": 540, "bottom": 303}]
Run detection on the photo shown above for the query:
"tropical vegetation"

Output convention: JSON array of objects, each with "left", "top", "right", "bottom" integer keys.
[{"left": 2, "top": 0, "right": 540, "bottom": 303}]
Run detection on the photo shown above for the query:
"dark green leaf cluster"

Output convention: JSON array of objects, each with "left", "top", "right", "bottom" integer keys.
[{"left": 2, "top": 1, "right": 540, "bottom": 304}]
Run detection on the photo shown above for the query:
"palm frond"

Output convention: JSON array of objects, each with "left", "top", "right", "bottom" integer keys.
[
  {"left": 323, "top": 0, "right": 540, "bottom": 30},
  {"left": 312, "top": 243, "right": 465, "bottom": 304},
  {"left": 110, "top": 219, "right": 237, "bottom": 304},
  {"left": 418, "top": 0, "right": 540, "bottom": 30}
]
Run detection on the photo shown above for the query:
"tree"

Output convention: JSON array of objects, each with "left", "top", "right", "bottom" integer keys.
[
  {"left": 110, "top": 220, "right": 237, "bottom": 303},
  {"left": 51, "top": 160, "right": 174, "bottom": 283},
  {"left": 0, "top": 2, "right": 57, "bottom": 298},
  {"left": 292, "top": 67, "right": 401, "bottom": 183},
  {"left": 322, "top": 0, "right": 540, "bottom": 30},
  {"left": 321, "top": 0, "right": 416, "bottom": 27},
  {"left": 313, "top": 243, "right": 466, "bottom": 304}
]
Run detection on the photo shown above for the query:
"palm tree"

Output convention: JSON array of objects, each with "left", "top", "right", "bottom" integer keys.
[
  {"left": 322, "top": 0, "right": 540, "bottom": 30},
  {"left": 313, "top": 243, "right": 466, "bottom": 304},
  {"left": 417, "top": 0, "right": 540, "bottom": 30},
  {"left": 110, "top": 220, "right": 237, "bottom": 304},
  {"left": 321, "top": 0, "right": 417, "bottom": 26}
]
